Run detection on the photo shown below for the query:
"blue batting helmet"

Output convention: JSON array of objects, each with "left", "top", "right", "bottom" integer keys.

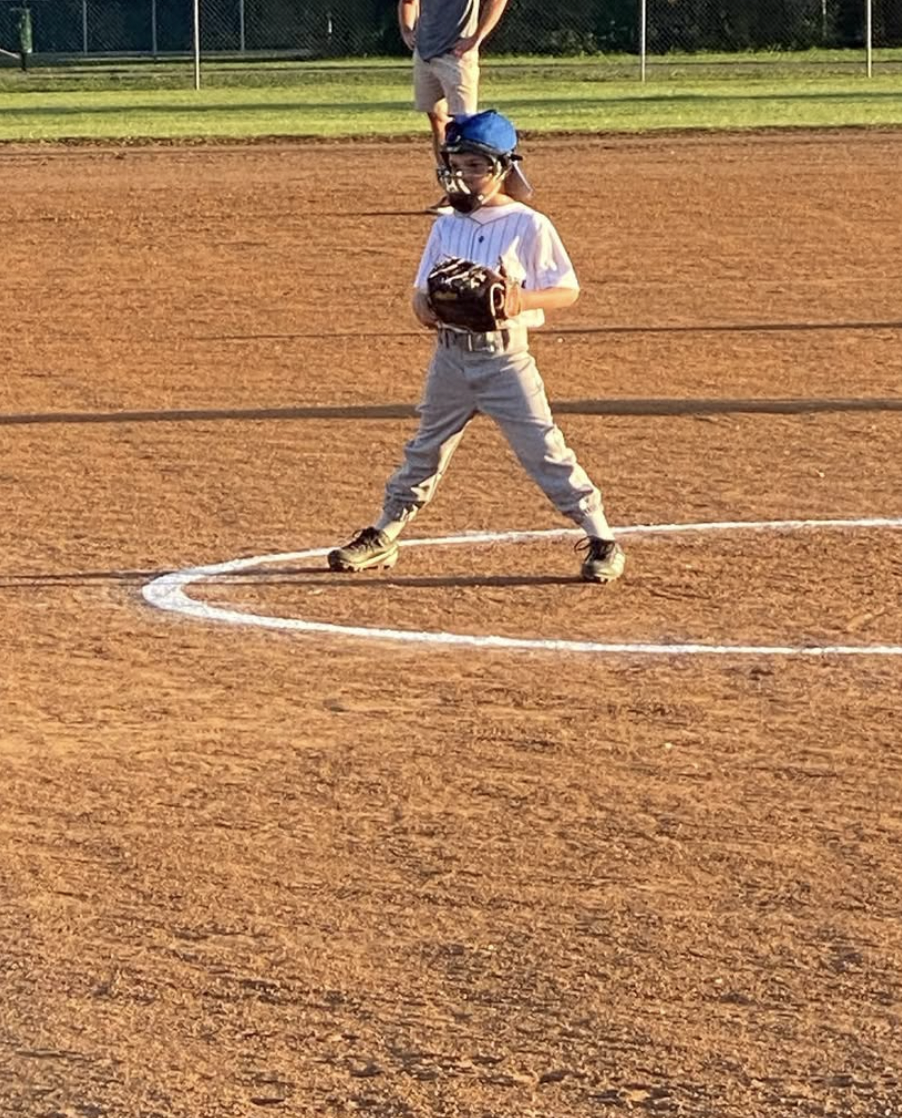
[{"left": 442, "top": 110, "right": 519, "bottom": 162}]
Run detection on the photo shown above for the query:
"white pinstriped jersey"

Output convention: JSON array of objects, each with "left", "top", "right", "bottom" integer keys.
[{"left": 414, "top": 201, "right": 579, "bottom": 329}]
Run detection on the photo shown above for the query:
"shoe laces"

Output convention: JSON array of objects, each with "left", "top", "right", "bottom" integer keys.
[
  {"left": 575, "top": 536, "right": 615, "bottom": 560},
  {"left": 347, "top": 527, "right": 384, "bottom": 552}
]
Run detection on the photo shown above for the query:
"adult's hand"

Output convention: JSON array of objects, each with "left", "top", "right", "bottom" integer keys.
[
  {"left": 452, "top": 34, "right": 479, "bottom": 57},
  {"left": 400, "top": 25, "right": 416, "bottom": 50}
]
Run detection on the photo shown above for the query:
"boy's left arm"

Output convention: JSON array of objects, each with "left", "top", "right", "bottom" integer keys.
[{"left": 501, "top": 277, "right": 579, "bottom": 321}]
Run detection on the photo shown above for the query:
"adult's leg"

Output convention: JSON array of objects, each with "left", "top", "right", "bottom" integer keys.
[
  {"left": 413, "top": 52, "right": 449, "bottom": 170},
  {"left": 426, "top": 109, "right": 450, "bottom": 168},
  {"left": 431, "top": 52, "right": 478, "bottom": 163},
  {"left": 441, "top": 50, "right": 479, "bottom": 117}
]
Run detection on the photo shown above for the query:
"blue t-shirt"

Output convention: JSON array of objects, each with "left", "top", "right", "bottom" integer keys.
[{"left": 416, "top": 0, "right": 479, "bottom": 61}]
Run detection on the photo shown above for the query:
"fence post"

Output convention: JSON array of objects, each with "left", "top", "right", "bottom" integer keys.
[
  {"left": 193, "top": 0, "right": 201, "bottom": 89},
  {"left": 16, "top": 4, "right": 32, "bottom": 71},
  {"left": 865, "top": 0, "right": 873, "bottom": 76},
  {"left": 239, "top": 0, "right": 246, "bottom": 52},
  {"left": 639, "top": 0, "right": 647, "bottom": 82},
  {"left": 151, "top": 0, "right": 157, "bottom": 58},
  {"left": 81, "top": 0, "right": 87, "bottom": 53}
]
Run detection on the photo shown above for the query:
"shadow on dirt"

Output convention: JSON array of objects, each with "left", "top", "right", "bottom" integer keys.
[{"left": 3, "top": 395, "right": 902, "bottom": 427}]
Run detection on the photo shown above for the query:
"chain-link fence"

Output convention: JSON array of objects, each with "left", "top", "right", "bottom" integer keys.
[{"left": 1, "top": 0, "right": 901, "bottom": 68}]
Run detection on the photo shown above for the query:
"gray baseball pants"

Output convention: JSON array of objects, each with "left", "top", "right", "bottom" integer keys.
[{"left": 382, "top": 331, "right": 606, "bottom": 528}]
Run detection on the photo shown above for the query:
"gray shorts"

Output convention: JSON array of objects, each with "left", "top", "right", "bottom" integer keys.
[{"left": 413, "top": 49, "right": 479, "bottom": 116}]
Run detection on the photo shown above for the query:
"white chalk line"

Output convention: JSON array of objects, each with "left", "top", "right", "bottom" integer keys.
[{"left": 141, "top": 517, "right": 902, "bottom": 657}]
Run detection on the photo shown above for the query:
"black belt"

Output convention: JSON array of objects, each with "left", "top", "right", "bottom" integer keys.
[{"left": 437, "top": 327, "right": 522, "bottom": 353}]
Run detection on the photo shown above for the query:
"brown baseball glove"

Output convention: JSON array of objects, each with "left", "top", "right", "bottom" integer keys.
[{"left": 426, "top": 257, "right": 521, "bottom": 333}]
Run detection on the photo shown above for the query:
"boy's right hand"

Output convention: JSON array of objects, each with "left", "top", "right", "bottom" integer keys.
[{"left": 413, "top": 290, "right": 440, "bottom": 328}]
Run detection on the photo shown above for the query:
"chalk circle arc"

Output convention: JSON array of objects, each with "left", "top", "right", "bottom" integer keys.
[{"left": 142, "top": 517, "right": 902, "bottom": 657}]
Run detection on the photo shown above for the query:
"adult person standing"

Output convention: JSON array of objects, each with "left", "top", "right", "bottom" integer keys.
[{"left": 398, "top": 0, "right": 510, "bottom": 212}]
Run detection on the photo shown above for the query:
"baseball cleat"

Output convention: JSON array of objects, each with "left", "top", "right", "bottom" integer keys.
[
  {"left": 577, "top": 537, "right": 625, "bottom": 584},
  {"left": 328, "top": 527, "right": 400, "bottom": 573}
]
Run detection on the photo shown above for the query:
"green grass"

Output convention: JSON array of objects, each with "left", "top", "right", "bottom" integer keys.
[
  {"left": 2, "top": 48, "right": 901, "bottom": 92},
  {"left": 1, "top": 54, "right": 902, "bottom": 141}
]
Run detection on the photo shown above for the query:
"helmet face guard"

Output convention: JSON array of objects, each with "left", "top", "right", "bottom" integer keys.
[{"left": 437, "top": 148, "right": 511, "bottom": 213}]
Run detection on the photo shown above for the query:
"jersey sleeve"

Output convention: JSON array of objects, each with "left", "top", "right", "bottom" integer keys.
[
  {"left": 528, "top": 213, "right": 579, "bottom": 291},
  {"left": 413, "top": 221, "right": 444, "bottom": 291}
]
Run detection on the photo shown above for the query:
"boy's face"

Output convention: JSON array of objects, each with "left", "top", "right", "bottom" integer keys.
[
  {"left": 448, "top": 151, "right": 496, "bottom": 188},
  {"left": 441, "top": 149, "right": 508, "bottom": 212}
]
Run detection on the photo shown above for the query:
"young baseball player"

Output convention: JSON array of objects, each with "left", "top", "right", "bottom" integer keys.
[{"left": 329, "top": 109, "right": 625, "bottom": 584}]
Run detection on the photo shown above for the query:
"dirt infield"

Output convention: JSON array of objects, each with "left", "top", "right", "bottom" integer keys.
[{"left": 2, "top": 130, "right": 902, "bottom": 1118}]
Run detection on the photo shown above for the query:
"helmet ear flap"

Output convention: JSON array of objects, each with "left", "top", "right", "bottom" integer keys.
[{"left": 505, "top": 162, "right": 534, "bottom": 203}]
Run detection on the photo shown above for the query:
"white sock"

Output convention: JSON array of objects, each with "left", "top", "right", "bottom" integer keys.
[
  {"left": 579, "top": 510, "right": 615, "bottom": 542},
  {"left": 374, "top": 515, "right": 407, "bottom": 542}
]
